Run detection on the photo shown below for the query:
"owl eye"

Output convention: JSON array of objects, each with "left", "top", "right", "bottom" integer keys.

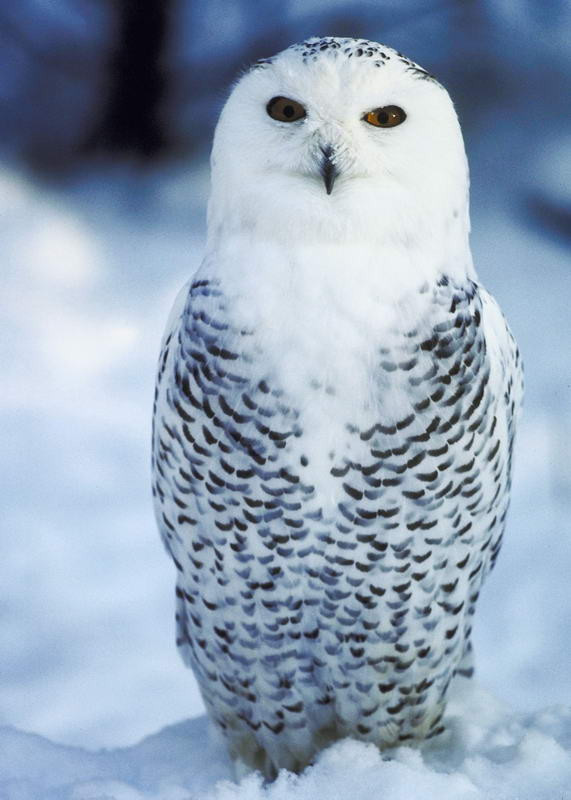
[
  {"left": 363, "top": 106, "right": 406, "bottom": 128},
  {"left": 267, "top": 96, "right": 306, "bottom": 122}
]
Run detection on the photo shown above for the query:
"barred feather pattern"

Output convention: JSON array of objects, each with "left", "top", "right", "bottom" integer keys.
[{"left": 152, "top": 274, "right": 522, "bottom": 778}]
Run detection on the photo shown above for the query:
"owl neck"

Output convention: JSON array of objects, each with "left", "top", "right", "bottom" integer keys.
[{"left": 205, "top": 181, "right": 474, "bottom": 302}]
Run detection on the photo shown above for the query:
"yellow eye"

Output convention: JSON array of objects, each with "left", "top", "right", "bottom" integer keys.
[
  {"left": 364, "top": 105, "right": 406, "bottom": 128},
  {"left": 267, "top": 96, "right": 306, "bottom": 122}
]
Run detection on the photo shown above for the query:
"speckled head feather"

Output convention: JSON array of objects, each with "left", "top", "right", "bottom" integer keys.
[
  {"left": 152, "top": 36, "right": 523, "bottom": 781},
  {"left": 253, "top": 36, "right": 438, "bottom": 83}
]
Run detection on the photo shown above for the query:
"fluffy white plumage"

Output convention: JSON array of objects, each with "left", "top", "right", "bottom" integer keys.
[{"left": 152, "top": 37, "right": 523, "bottom": 779}]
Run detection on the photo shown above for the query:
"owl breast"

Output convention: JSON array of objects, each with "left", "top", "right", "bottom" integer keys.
[{"left": 152, "top": 272, "right": 521, "bottom": 778}]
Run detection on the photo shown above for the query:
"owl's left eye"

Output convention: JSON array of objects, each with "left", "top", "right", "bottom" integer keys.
[
  {"left": 267, "top": 97, "right": 306, "bottom": 122},
  {"left": 363, "top": 106, "right": 406, "bottom": 128}
]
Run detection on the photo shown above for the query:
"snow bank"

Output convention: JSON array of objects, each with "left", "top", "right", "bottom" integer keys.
[{"left": 1, "top": 682, "right": 570, "bottom": 800}]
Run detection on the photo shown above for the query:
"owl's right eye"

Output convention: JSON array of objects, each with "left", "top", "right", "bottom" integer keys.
[{"left": 267, "top": 97, "right": 306, "bottom": 122}]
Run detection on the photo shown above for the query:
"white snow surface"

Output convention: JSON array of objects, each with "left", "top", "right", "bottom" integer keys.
[{"left": 2, "top": 681, "right": 571, "bottom": 799}]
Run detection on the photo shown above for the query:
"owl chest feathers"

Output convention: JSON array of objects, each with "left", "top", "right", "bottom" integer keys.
[
  {"left": 188, "top": 238, "right": 478, "bottom": 507},
  {"left": 203, "top": 236, "right": 453, "bottom": 407}
]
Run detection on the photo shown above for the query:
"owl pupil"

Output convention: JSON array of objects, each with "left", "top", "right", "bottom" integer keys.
[
  {"left": 283, "top": 105, "right": 295, "bottom": 118},
  {"left": 378, "top": 111, "right": 389, "bottom": 124}
]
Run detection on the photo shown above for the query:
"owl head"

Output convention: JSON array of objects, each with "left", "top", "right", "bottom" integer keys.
[{"left": 207, "top": 37, "right": 471, "bottom": 262}]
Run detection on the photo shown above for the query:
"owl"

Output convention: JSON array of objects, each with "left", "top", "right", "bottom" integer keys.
[{"left": 152, "top": 37, "right": 523, "bottom": 779}]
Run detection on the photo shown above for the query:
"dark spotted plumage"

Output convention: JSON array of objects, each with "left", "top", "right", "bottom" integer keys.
[
  {"left": 250, "top": 37, "right": 440, "bottom": 83},
  {"left": 152, "top": 275, "right": 523, "bottom": 777}
]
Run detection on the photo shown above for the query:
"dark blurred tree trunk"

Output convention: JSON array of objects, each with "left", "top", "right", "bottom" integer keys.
[{"left": 85, "top": 0, "right": 170, "bottom": 158}]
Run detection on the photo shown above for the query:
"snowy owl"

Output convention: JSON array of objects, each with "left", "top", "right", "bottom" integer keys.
[{"left": 152, "top": 37, "right": 523, "bottom": 778}]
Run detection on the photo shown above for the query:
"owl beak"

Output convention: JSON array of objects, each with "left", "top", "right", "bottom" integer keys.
[{"left": 319, "top": 145, "right": 339, "bottom": 195}]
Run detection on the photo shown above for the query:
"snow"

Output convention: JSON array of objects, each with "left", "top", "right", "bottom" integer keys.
[
  {"left": 0, "top": 164, "right": 209, "bottom": 749},
  {"left": 1, "top": 681, "right": 570, "bottom": 799}
]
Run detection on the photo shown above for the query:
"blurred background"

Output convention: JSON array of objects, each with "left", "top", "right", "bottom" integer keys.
[{"left": 1, "top": 0, "right": 570, "bottom": 750}]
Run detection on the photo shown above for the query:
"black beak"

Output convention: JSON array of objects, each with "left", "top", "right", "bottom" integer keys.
[{"left": 320, "top": 145, "right": 339, "bottom": 195}]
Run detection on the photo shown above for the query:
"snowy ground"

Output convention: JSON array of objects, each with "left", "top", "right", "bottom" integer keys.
[
  {"left": 1, "top": 112, "right": 570, "bottom": 795},
  {"left": 2, "top": 680, "right": 571, "bottom": 799}
]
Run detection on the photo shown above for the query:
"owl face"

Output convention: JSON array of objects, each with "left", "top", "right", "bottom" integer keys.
[{"left": 208, "top": 38, "right": 470, "bottom": 250}]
